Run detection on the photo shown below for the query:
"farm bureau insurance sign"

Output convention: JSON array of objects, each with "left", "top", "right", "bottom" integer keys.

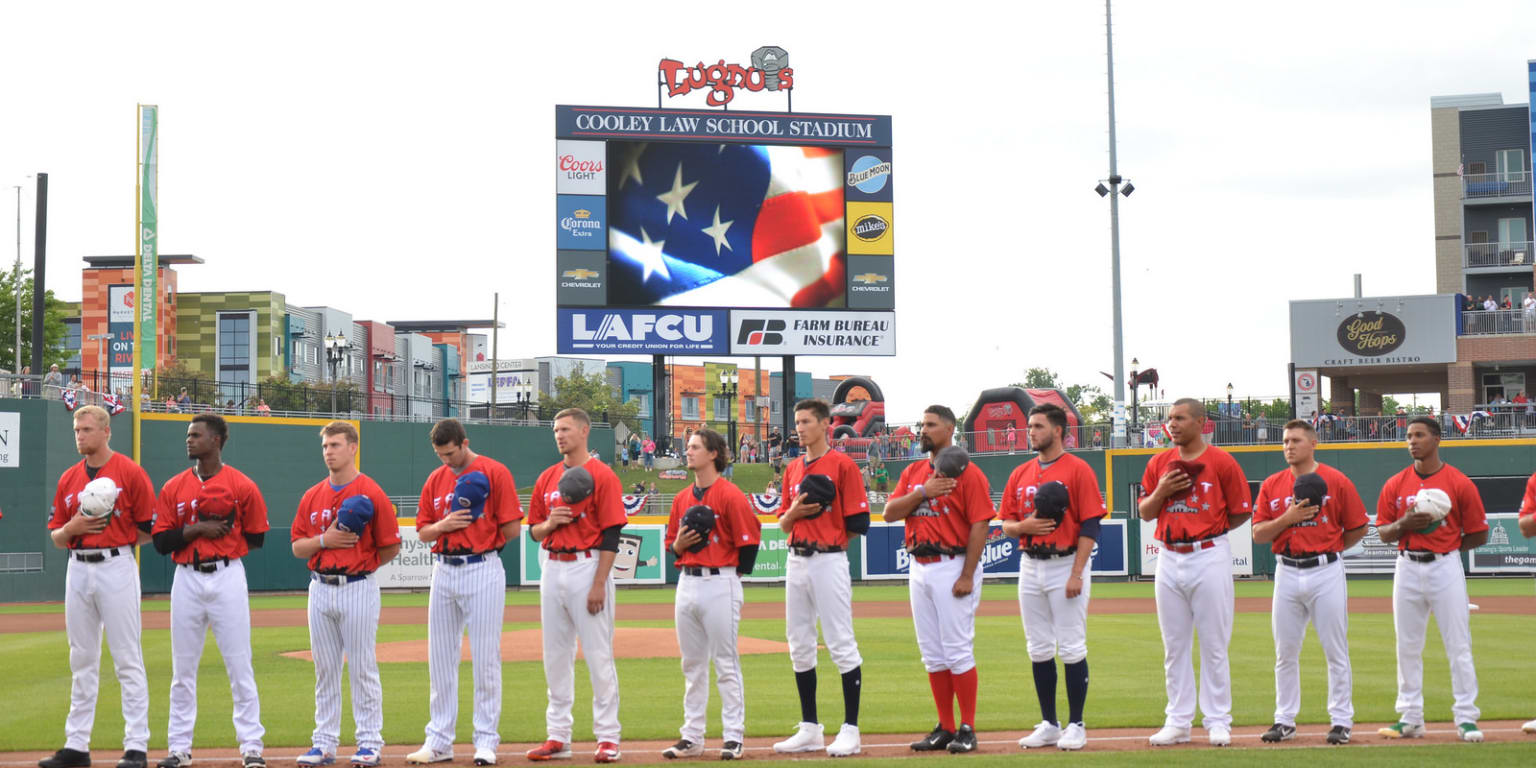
[{"left": 1289, "top": 294, "right": 1456, "bottom": 368}]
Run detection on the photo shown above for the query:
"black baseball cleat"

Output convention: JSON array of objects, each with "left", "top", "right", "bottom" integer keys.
[
  {"left": 40, "top": 749, "right": 91, "bottom": 768},
  {"left": 1326, "top": 726, "right": 1351, "bottom": 745},
  {"left": 910, "top": 725, "right": 954, "bottom": 752},
  {"left": 1261, "top": 723, "right": 1295, "bottom": 743},
  {"left": 155, "top": 752, "right": 190, "bottom": 768},
  {"left": 241, "top": 754, "right": 264, "bottom": 768},
  {"left": 117, "top": 751, "right": 148, "bottom": 768},
  {"left": 946, "top": 725, "right": 978, "bottom": 754}
]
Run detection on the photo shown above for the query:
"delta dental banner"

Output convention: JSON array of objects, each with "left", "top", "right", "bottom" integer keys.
[{"left": 137, "top": 105, "right": 158, "bottom": 373}]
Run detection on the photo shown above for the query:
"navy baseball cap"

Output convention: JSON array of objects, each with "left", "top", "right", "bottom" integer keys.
[
  {"left": 1292, "top": 472, "right": 1327, "bottom": 508},
  {"left": 453, "top": 471, "right": 491, "bottom": 521},
  {"left": 1034, "top": 480, "right": 1071, "bottom": 524},
  {"left": 337, "top": 495, "right": 375, "bottom": 534}
]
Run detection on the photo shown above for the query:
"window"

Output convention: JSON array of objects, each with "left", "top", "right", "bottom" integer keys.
[
  {"left": 681, "top": 396, "right": 700, "bottom": 420},
  {"left": 630, "top": 393, "right": 652, "bottom": 414},
  {"left": 1496, "top": 149, "right": 1526, "bottom": 182},
  {"left": 1497, "top": 217, "right": 1527, "bottom": 247},
  {"left": 714, "top": 396, "right": 731, "bottom": 419},
  {"left": 217, "top": 312, "right": 254, "bottom": 402},
  {"left": 373, "top": 361, "right": 384, "bottom": 392},
  {"left": 1468, "top": 161, "right": 1486, "bottom": 175}
]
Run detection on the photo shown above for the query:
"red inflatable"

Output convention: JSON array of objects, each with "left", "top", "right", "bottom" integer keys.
[{"left": 962, "top": 387, "right": 1082, "bottom": 452}]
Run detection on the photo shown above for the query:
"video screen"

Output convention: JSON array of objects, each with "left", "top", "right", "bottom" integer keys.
[{"left": 605, "top": 141, "right": 846, "bottom": 308}]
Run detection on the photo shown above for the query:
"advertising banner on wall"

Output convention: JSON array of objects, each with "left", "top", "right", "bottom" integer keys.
[
  {"left": 1339, "top": 523, "right": 1402, "bottom": 574},
  {"left": 1289, "top": 294, "right": 1457, "bottom": 368},
  {"left": 1138, "top": 518, "right": 1255, "bottom": 576},
  {"left": 107, "top": 285, "right": 135, "bottom": 394},
  {"left": 375, "top": 525, "right": 434, "bottom": 589},
  {"left": 1468, "top": 514, "right": 1536, "bottom": 573},
  {"left": 728, "top": 310, "right": 895, "bottom": 356},
  {"left": 521, "top": 524, "right": 667, "bottom": 585},
  {"left": 741, "top": 526, "right": 791, "bottom": 582},
  {"left": 558, "top": 308, "right": 729, "bottom": 354},
  {"left": 860, "top": 520, "right": 1128, "bottom": 580},
  {"left": 137, "top": 104, "right": 158, "bottom": 372}
]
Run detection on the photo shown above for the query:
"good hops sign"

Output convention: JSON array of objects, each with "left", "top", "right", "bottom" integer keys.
[{"left": 1336, "top": 311, "right": 1406, "bottom": 356}]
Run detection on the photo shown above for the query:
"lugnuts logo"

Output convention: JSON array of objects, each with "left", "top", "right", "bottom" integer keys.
[{"left": 658, "top": 46, "right": 793, "bottom": 107}]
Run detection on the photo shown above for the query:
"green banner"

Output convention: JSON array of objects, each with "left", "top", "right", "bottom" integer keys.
[
  {"left": 138, "top": 105, "right": 158, "bottom": 373},
  {"left": 742, "top": 526, "right": 790, "bottom": 581}
]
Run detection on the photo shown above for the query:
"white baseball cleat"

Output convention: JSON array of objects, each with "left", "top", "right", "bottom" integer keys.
[
  {"left": 1057, "top": 722, "right": 1087, "bottom": 751},
  {"left": 1523, "top": 718, "right": 1536, "bottom": 734},
  {"left": 772, "top": 723, "right": 825, "bottom": 753},
  {"left": 1018, "top": 721, "right": 1061, "bottom": 749},
  {"left": 825, "top": 724, "right": 860, "bottom": 757},
  {"left": 404, "top": 746, "right": 453, "bottom": 764},
  {"left": 473, "top": 748, "right": 497, "bottom": 766},
  {"left": 1208, "top": 725, "right": 1231, "bottom": 746},
  {"left": 1148, "top": 725, "right": 1190, "bottom": 746}
]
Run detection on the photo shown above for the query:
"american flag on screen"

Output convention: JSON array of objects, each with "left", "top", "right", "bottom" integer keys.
[{"left": 607, "top": 142, "right": 846, "bottom": 308}]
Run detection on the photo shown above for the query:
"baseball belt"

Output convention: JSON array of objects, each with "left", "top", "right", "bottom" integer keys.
[
  {"left": 1399, "top": 550, "right": 1449, "bottom": 563},
  {"left": 180, "top": 558, "right": 233, "bottom": 573},
  {"left": 1279, "top": 552, "right": 1339, "bottom": 569},
  {"left": 311, "top": 571, "right": 371, "bottom": 585},
  {"left": 437, "top": 552, "right": 495, "bottom": 566},
  {"left": 71, "top": 546, "right": 128, "bottom": 563}
]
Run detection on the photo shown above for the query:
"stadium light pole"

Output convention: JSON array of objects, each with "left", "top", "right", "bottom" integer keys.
[
  {"left": 1099, "top": 0, "right": 1137, "bottom": 448},
  {"left": 13, "top": 184, "right": 21, "bottom": 373}
]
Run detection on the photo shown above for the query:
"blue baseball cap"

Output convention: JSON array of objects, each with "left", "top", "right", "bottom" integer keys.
[
  {"left": 453, "top": 471, "right": 490, "bottom": 521},
  {"left": 337, "top": 495, "right": 375, "bottom": 534}
]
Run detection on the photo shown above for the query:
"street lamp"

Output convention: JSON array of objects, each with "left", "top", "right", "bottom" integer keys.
[
  {"left": 325, "top": 332, "right": 348, "bottom": 416},
  {"left": 1128, "top": 357, "right": 1140, "bottom": 439},
  {"left": 1226, "top": 382, "right": 1234, "bottom": 442},
  {"left": 718, "top": 369, "right": 739, "bottom": 453},
  {"left": 87, "top": 332, "right": 111, "bottom": 392}
]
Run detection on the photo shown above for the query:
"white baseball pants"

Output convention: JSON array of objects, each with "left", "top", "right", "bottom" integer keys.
[
  {"left": 64, "top": 548, "right": 150, "bottom": 753},
  {"left": 909, "top": 556, "right": 983, "bottom": 673},
  {"left": 674, "top": 571, "right": 745, "bottom": 743},
  {"left": 167, "top": 560, "right": 265, "bottom": 754},
  {"left": 424, "top": 556, "right": 506, "bottom": 753},
  {"left": 1272, "top": 557, "right": 1352, "bottom": 727},
  {"left": 1392, "top": 553, "right": 1479, "bottom": 724},
  {"left": 1017, "top": 554, "right": 1091, "bottom": 664},
  {"left": 540, "top": 555, "right": 621, "bottom": 744},
  {"left": 785, "top": 551, "right": 862, "bottom": 673},
  {"left": 307, "top": 575, "right": 384, "bottom": 751},
  {"left": 1154, "top": 535, "right": 1233, "bottom": 731}
]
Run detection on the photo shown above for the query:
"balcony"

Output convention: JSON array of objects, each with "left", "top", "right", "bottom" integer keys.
[
  {"left": 1461, "top": 309, "right": 1535, "bottom": 336},
  {"left": 1462, "top": 172, "right": 1532, "bottom": 202},
  {"left": 1464, "top": 240, "right": 1533, "bottom": 269}
]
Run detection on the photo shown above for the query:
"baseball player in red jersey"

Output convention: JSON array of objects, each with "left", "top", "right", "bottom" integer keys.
[
  {"left": 42, "top": 406, "right": 156, "bottom": 768},
  {"left": 525, "top": 408, "right": 627, "bottom": 764},
  {"left": 1373, "top": 415, "right": 1489, "bottom": 742},
  {"left": 150, "top": 414, "right": 271, "bottom": 768},
  {"left": 290, "top": 422, "right": 402, "bottom": 767},
  {"left": 1251, "top": 419, "right": 1369, "bottom": 746},
  {"left": 660, "top": 429, "right": 762, "bottom": 761},
  {"left": 408, "top": 419, "right": 523, "bottom": 767},
  {"left": 999, "top": 403, "right": 1105, "bottom": 752},
  {"left": 772, "top": 399, "right": 870, "bottom": 758},
  {"left": 1519, "top": 469, "right": 1536, "bottom": 735},
  {"left": 1138, "top": 399, "right": 1251, "bottom": 747},
  {"left": 884, "top": 405, "right": 995, "bottom": 754}
]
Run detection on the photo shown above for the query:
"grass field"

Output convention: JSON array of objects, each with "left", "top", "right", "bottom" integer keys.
[{"left": 2, "top": 581, "right": 1534, "bottom": 753}]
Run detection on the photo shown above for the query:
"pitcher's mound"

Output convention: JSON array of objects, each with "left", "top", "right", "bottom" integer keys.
[{"left": 282, "top": 628, "right": 790, "bottom": 663}]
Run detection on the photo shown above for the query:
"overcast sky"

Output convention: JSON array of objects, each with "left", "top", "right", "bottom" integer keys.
[{"left": 3, "top": 1, "right": 1533, "bottom": 422}]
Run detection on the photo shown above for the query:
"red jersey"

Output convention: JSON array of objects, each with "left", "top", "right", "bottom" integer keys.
[
  {"left": 1140, "top": 444, "right": 1251, "bottom": 544},
  {"left": 1252, "top": 462, "right": 1369, "bottom": 556},
  {"left": 1518, "top": 471, "right": 1536, "bottom": 519},
  {"left": 998, "top": 452, "right": 1106, "bottom": 551},
  {"left": 152, "top": 465, "right": 272, "bottom": 564},
  {"left": 1375, "top": 463, "right": 1489, "bottom": 554},
  {"left": 665, "top": 478, "right": 762, "bottom": 569},
  {"left": 291, "top": 473, "right": 403, "bottom": 573},
  {"left": 891, "top": 458, "right": 995, "bottom": 551},
  {"left": 528, "top": 457, "right": 626, "bottom": 552},
  {"left": 415, "top": 455, "right": 523, "bottom": 555},
  {"left": 48, "top": 453, "right": 157, "bottom": 549},
  {"left": 781, "top": 449, "right": 869, "bottom": 549}
]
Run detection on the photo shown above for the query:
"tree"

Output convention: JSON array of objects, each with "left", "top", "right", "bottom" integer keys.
[
  {"left": 543, "top": 363, "right": 640, "bottom": 433},
  {"left": 154, "top": 360, "right": 219, "bottom": 405},
  {"left": 0, "top": 267, "right": 70, "bottom": 371}
]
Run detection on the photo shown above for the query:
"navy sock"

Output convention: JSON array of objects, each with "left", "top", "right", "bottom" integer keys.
[
  {"left": 1032, "top": 660, "right": 1058, "bottom": 725},
  {"left": 1065, "top": 659, "right": 1089, "bottom": 725},
  {"left": 841, "top": 667, "right": 862, "bottom": 726},
  {"left": 795, "top": 669, "right": 818, "bottom": 723}
]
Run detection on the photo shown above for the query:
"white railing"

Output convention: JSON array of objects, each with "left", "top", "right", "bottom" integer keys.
[
  {"left": 1464, "top": 240, "right": 1533, "bottom": 268},
  {"left": 1463, "top": 171, "right": 1532, "bottom": 199},
  {"left": 1462, "top": 308, "right": 1536, "bottom": 335}
]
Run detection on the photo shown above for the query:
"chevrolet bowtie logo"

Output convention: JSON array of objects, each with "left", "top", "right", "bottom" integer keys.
[
  {"left": 852, "top": 273, "right": 888, "bottom": 284},
  {"left": 563, "top": 269, "right": 600, "bottom": 280}
]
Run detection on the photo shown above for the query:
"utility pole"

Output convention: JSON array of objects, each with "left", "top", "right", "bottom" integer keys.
[
  {"left": 1103, "top": 0, "right": 1131, "bottom": 448},
  {"left": 12, "top": 184, "right": 21, "bottom": 372}
]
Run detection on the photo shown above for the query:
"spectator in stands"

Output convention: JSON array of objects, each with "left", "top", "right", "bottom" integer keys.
[
  {"left": 254, "top": 399, "right": 271, "bottom": 416},
  {"left": 42, "top": 364, "right": 63, "bottom": 398},
  {"left": 1483, "top": 295, "right": 1498, "bottom": 311},
  {"left": 166, "top": 395, "right": 179, "bottom": 412},
  {"left": 70, "top": 376, "right": 86, "bottom": 392},
  {"left": 642, "top": 436, "right": 655, "bottom": 470},
  {"left": 1524, "top": 291, "right": 1536, "bottom": 315},
  {"left": 1501, "top": 295, "right": 1514, "bottom": 309},
  {"left": 176, "top": 387, "right": 191, "bottom": 409},
  {"left": 1005, "top": 424, "right": 1018, "bottom": 454},
  {"left": 1463, "top": 297, "right": 1477, "bottom": 311}
]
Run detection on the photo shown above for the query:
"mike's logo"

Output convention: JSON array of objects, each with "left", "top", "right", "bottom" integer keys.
[{"left": 737, "top": 319, "right": 786, "bottom": 346}]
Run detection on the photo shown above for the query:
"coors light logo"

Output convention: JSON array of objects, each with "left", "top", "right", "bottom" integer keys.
[{"left": 1335, "top": 311, "right": 1405, "bottom": 357}]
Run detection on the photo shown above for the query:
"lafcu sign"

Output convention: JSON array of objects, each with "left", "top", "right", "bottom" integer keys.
[{"left": 658, "top": 46, "right": 792, "bottom": 107}]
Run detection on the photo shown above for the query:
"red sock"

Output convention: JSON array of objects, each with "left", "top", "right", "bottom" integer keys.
[
  {"left": 927, "top": 670, "right": 955, "bottom": 731},
  {"left": 953, "top": 667, "right": 979, "bottom": 727}
]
